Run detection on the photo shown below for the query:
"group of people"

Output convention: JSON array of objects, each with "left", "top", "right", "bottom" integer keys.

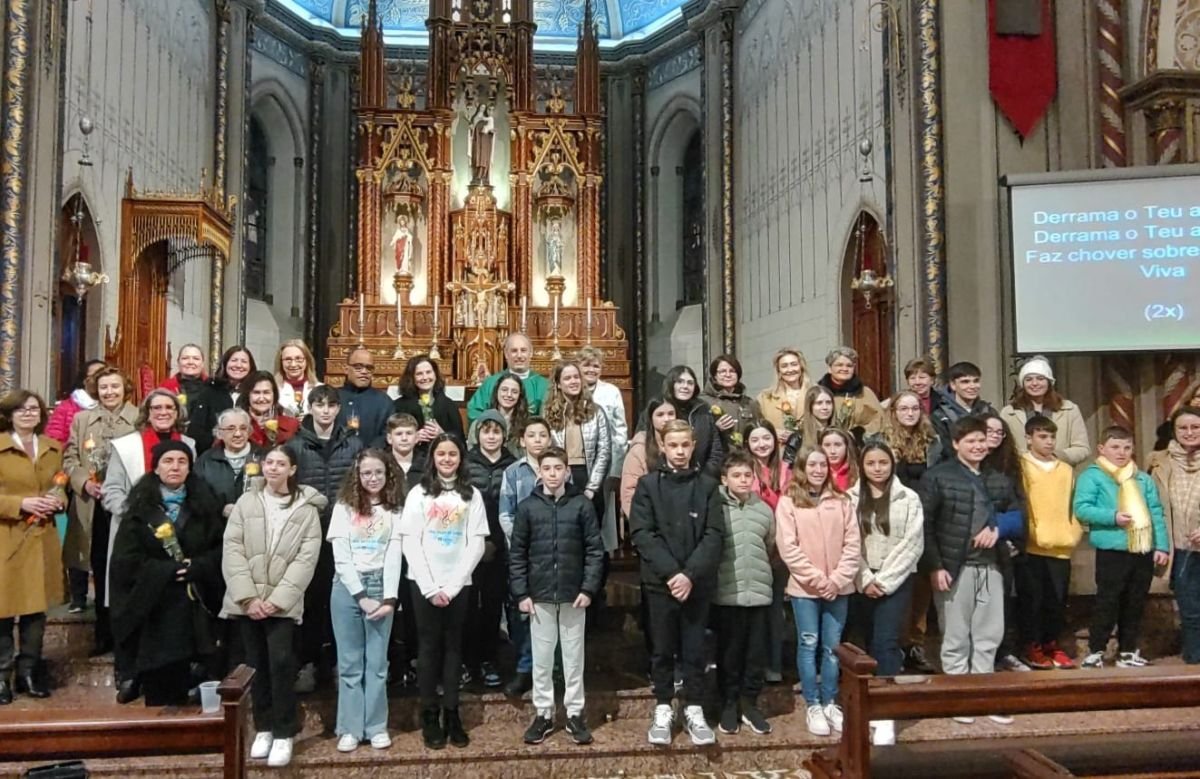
[{"left": 1, "top": 335, "right": 1198, "bottom": 763}]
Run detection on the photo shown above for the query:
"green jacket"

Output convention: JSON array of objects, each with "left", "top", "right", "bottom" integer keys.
[
  {"left": 715, "top": 487, "right": 776, "bottom": 607},
  {"left": 1072, "top": 463, "right": 1168, "bottom": 553},
  {"left": 467, "top": 371, "right": 550, "bottom": 425}
]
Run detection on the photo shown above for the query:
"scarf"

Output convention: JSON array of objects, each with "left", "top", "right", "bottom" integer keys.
[
  {"left": 160, "top": 485, "right": 187, "bottom": 524},
  {"left": 830, "top": 458, "right": 853, "bottom": 492},
  {"left": 1168, "top": 441, "right": 1200, "bottom": 542},
  {"left": 141, "top": 427, "right": 181, "bottom": 470},
  {"left": 819, "top": 373, "right": 865, "bottom": 398},
  {"left": 225, "top": 443, "right": 252, "bottom": 474},
  {"left": 1096, "top": 456, "right": 1153, "bottom": 553}
]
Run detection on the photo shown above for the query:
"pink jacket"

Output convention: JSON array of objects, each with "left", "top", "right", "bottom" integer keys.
[
  {"left": 45, "top": 394, "right": 88, "bottom": 444},
  {"left": 775, "top": 492, "right": 861, "bottom": 599}
]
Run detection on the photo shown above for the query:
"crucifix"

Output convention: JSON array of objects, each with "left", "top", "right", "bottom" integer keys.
[{"left": 446, "top": 269, "right": 515, "bottom": 379}]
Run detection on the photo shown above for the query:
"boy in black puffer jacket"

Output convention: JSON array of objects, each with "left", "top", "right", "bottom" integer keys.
[
  {"left": 464, "top": 410, "right": 517, "bottom": 688},
  {"left": 510, "top": 446, "right": 604, "bottom": 746},
  {"left": 285, "top": 384, "right": 364, "bottom": 692},
  {"left": 629, "top": 419, "right": 724, "bottom": 747}
]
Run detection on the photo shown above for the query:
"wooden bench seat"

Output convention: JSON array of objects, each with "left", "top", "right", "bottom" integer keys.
[
  {"left": 806, "top": 644, "right": 1200, "bottom": 779},
  {"left": 0, "top": 665, "right": 253, "bottom": 779}
]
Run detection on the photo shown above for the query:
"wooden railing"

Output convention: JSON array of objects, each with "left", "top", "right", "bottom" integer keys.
[
  {"left": 805, "top": 644, "right": 1200, "bottom": 779},
  {"left": 0, "top": 665, "right": 254, "bottom": 779}
]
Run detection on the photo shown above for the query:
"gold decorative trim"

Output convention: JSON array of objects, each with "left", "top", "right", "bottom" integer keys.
[
  {"left": 633, "top": 70, "right": 647, "bottom": 401},
  {"left": 214, "top": 0, "right": 232, "bottom": 197},
  {"left": 0, "top": 0, "right": 31, "bottom": 390},
  {"left": 917, "top": 0, "right": 946, "bottom": 373},
  {"left": 720, "top": 11, "right": 735, "bottom": 356},
  {"left": 306, "top": 59, "right": 324, "bottom": 348}
]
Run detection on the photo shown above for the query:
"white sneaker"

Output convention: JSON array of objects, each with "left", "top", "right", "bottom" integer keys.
[
  {"left": 648, "top": 704, "right": 674, "bottom": 745},
  {"left": 952, "top": 716, "right": 975, "bottom": 724},
  {"left": 250, "top": 732, "right": 273, "bottom": 759},
  {"left": 683, "top": 705, "right": 716, "bottom": 745},
  {"left": 806, "top": 704, "right": 831, "bottom": 736},
  {"left": 1080, "top": 651, "right": 1105, "bottom": 669},
  {"left": 1117, "top": 650, "right": 1151, "bottom": 668},
  {"left": 369, "top": 732, "right": 392, "bottom": 749},
  {"left": 267, "top": 738, "right": 293, "bottom": 768},
  {"left": 988, "top": 714, "right": 1014, "bottom": 725},
  {"left": 823, "top": 703, "right": 844, "bottom": 732},
  {"left": 336, "top": 734, "right": 359, "bottom": 752},
  {"left": 870, "top": 719, "right": 895, "bottom": 746}
]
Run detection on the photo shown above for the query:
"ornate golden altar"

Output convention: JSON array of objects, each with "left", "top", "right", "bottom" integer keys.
[{"left": 324, "top": 0, "right": 630, "bottom": 400}]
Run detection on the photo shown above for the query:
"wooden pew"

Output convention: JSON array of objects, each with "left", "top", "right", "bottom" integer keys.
[
  {"left": 806, "top": 644, "right": 1200, "bottom": 779},
  {"left": 0, "top": 665, "right": 254, "bottom": 779}
]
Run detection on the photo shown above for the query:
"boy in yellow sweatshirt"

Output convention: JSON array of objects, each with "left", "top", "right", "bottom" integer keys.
[{"left": 1017, "top": 416, "right": 1083, "bottom": 670}]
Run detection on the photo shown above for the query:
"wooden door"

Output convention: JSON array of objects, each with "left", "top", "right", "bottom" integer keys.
[
  {"left": 845, "top": 212, "right": 894, "bottom": 400},
  {"left": 112, "top": 241, "right": 169, "bottom": 399}
]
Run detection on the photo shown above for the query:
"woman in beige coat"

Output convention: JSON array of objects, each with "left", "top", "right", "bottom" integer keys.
[
  {"left": 62, "top": 367, "right": 136, "bottom": 641},
  {"left": 998, "top": 356, "right": 1089, "bottom": 466},
  {"left": 221, "top": 444, "right": 325, "bottom": 768},
  {"left": 0, "top": 390, "right": 66, "bottom": 703}
]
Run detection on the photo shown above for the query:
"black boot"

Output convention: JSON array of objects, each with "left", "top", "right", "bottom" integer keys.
[
  {"left": 116, "top": 677, "right": 141, "bottom": 704},
  {"left": 421, "top": 707, "right": 446, "bottom": 750},
  {"left": 15, "top": 673, "right": 49, "bottom": 699},
  {"left": 0, "top": 678, "right": 11, "bottom": 705},
  {"left": 443, "top": 708, "right": 469, "bottom": 748}
]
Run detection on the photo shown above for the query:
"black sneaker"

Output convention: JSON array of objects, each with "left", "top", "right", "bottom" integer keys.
[
  {"left": 524, "top": 714, "right": 555, "bottom": 744},
  {"left": 905, "top": 645, "right": 936, "bottom": 674},
  {"left": 481, "top": 661, "right": 502, "bottom": 688},
  {"left": 718, "top": 701, "right": 740, "bottom": 734},
  {"left": 459, "top": 665, "right": 474, "bottom": 689},
  {"left": 741, "top": 704, "right": 772, "bottom": 735},
  {"left": 566, "top": 714, "right": 593, "bottom": 745}
]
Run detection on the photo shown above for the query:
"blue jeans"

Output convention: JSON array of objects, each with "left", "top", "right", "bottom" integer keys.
[
  {"left": 849, "top": 576, "right": 914, "bottom": 677},
  {"left": 1173, "top": 550, "right": 1200, "bottom": 664},
  {"left": 330, "top": 570, "right": 394, "bottom": 739},
  {"left": 791, "top": 595, "right": 849, "bottom": 706}
]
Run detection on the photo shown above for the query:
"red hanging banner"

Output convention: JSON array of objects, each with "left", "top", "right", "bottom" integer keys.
[{"left": 988, "top": 0, "right": 1058, "bottom": 139}]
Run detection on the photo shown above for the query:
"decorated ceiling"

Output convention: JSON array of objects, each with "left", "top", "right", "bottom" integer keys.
[{"left": 278, "top": 0, "right": 687, "bottom": 41}]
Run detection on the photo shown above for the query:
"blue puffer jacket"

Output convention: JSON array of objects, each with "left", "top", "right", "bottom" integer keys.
[{"left": 1073, "top": 463, "right": 1168, "bottom": 552}]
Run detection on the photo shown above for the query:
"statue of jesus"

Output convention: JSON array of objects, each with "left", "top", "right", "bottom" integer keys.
[
  {"left": 468, "top": 105, "right": 495, "bottom": 186},
  {"left": 390, "top": 214, "right": 414, "bottom": 275}
]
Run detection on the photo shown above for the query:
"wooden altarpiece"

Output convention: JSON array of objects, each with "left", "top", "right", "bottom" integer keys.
[{"left": 324, "top": 0, "right": 629, "bottom": 403}]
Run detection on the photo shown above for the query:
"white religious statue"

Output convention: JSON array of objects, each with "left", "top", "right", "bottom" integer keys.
[
  {"left": 390, "top": 214, "right": 414, "bottom": 275},
  {"left": 545, "top": 218, "right": 564, "bottom": 278},
  {"left": 469, "top": 105, "right": 495, "bottom": 185}
]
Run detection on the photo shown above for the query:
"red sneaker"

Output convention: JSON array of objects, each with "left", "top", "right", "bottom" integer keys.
[
  {"left": 1023, "top": 643, "right": 1054, "bottom": 670},
  {"left": 1045, "top": 642, "right": 1076, "bottom": 669}
]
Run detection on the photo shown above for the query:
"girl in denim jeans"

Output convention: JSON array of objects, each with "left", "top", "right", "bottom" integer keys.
[{"left": 329, "top": 449, "right": 405, "bottom": 753}]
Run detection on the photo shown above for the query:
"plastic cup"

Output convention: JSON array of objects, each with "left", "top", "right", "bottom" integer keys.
[{"left": 199, "top": 681, "right": 221, "bottom": 714}]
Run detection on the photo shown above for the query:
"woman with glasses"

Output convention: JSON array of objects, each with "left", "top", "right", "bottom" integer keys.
[
  {"left": 274, "top": 341, "right": 321, "bottom": 418},
  {"left": 0, "top": 390, "right": 66, "bottom": 704},
  {"left": 102, "top": 389, "right": 195, "bottom": 703},
  {"left": 237, "top": 372, "right": 300, "bottom": 448}
]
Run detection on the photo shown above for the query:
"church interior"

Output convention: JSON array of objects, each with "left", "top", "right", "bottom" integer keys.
[{"left": 2, "top": 0, "right": 1200, "bottom": 776}]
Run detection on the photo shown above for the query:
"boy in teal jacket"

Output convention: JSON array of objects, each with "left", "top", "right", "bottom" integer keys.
[{"left": 1073, "top": 426, "right": 1169, "bottom": 669}]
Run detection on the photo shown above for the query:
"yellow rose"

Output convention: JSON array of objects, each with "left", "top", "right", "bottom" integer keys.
[
  {"left": 347, "top": 415, "right": 360, "bottom": 430},
  {"left": 264, "top": 419, "right": 279, "bottom": 432},
  {"left": 245, "top": 461, "right": 261, "bottom": 477},
  {"left": 710, "top": 405, "right": 723, "bottom": 417},
  {"left": 83, "top": 436, "right": 96, "bottom": 451},
  {"left": 780, "top": 401, "right": 793, "bottom": 414},
  {"left": 154, "top": 522, "right": 175, "bottom": 540},
  {"left": 176, "top": 393, "right": 188, "bottom": 407},
  {"left": 420, "top": 393, "right": 432, "bottom": 405}
]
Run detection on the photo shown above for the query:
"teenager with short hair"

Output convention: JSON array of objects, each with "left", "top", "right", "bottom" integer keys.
[
  {"left": 1074, "top": 426, "right": 1169, "bottom": 669},
  {"left": 930, "top": 362, "right": 994, "bottom": 455},
  {"left": 512, "top": 447, "right": 605, "bottom": 746},
  {"left": 629, "top": 420, "right": 723, "bottom": 746},
  {"left": 713, "top": 450, "right": 775, "bottom": 736}
]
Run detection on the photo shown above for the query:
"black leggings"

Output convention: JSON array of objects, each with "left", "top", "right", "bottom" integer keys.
[
  {"left": 411, "top": 582, "right": 470, "bottom": 710},
  {"left": 91, "top": 505, "right": 112, "bottom": 647}
]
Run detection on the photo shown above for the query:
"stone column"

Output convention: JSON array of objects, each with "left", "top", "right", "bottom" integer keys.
[
  {"left": 718, "top": 12, "right": 735, "bottom": 355},
  {"left": 210, "top": 0, "right": 232, "bottom": 368},
  {"left": 305, "top": 60, "right": 324, "bottom": 348},
  {"left": 916, "top": 0, "right": 947, "bottom": 373},
  {"left": 292, "top": 156, "right": 305, "bottom": 318},
  {"left": 632, "top": 69, "right": 647, "bottom": 401},
  {"left": 0, "top": 0, "right": 34, "bottom": 390}
]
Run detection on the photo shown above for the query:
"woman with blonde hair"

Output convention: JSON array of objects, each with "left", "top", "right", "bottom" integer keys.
[
  {"left": 274, "top": 340, "right": 321, "bottom": 418},
  {"left": 757, "top": 349, "right": 812, "bottom": 447},
  {"left": 782, "top": 385, "right": 836, "bottom": 466},
  {"left": 544, "top": 361, "right": 612, "bottom": 520},
  {"left": 882, "top": 390, "right": 941, "bottom": 488}
]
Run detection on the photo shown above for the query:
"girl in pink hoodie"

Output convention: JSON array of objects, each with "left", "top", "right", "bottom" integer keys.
[{"left": 775, "top": 446, "right": 861, "bottom": 737}]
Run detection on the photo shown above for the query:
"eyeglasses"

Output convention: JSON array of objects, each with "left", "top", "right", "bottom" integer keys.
[
  {"left": 14, "top": 406, "right": 40, "bottom": 415},
  {"left": 349, "top": 363, "right": 375, "bottom": 372},
  {"left": 220, "top": 426, "right": 250, "bottom": 434},
  {"left": 149, "top": 404, "right": 176, "bottom": 412},
  {"left": 986, "top": 428, "right": 1006, "bottom": 437}
]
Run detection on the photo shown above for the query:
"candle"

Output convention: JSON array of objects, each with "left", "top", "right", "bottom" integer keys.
[
  {"left": 432, "top": 295, "right": 440, "bottom": 334},
  {"left": 358, "top": 294, "right": 365, "bottom": 335},
  {"left": 520, "top": 295, "right": 527, "bottom": 333},
  {"left": 396, "top": 287, "right": 403, "bottom": 340},
  {"left": 552, "top": 292, "right": 559, "bottom": 331}
]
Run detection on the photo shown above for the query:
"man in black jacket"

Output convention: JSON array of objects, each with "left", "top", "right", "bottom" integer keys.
[
  {"left": 930, "top": 362, "right": 996, "bottom": 458},
  {"left": 336, "top": 348, "right": 393, "bottom": 446},
  {"left": 510, "top": 447, "right": 604, "bottom": 746},
  {"left": 920, "top": 415, "right": 1020, "bottom": 722},
  {"left": 464, "top": 410, "right": 517, "bottom": 689},
  {"left": 629, "top": 420, "right": 723, "bottom": 747},
  {"left": 285, "top": 384, "right": 364, "bottom": 692}
]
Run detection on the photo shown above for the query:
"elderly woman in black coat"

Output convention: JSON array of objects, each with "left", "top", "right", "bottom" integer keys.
[{"left": 110, "top": 441, "right": 225, "bottom": 706}]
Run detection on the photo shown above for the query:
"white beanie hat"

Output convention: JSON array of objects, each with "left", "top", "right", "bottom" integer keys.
[{"left": 1019, "top": 356, "right": 1055, "bottom": 385}]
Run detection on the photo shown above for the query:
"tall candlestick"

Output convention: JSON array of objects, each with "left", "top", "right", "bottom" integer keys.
[
  {"left": 433, "top": 295, "right": 440, "bottom": 334},
  {"left": 358, "top": 294, "right": 365, "bottom": 338},
  {"left": 552, "top": 293, "right": 559, "bottom": 331},
  {"left": 520, "top": 295, "right": 527, "bottom": 333}
]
